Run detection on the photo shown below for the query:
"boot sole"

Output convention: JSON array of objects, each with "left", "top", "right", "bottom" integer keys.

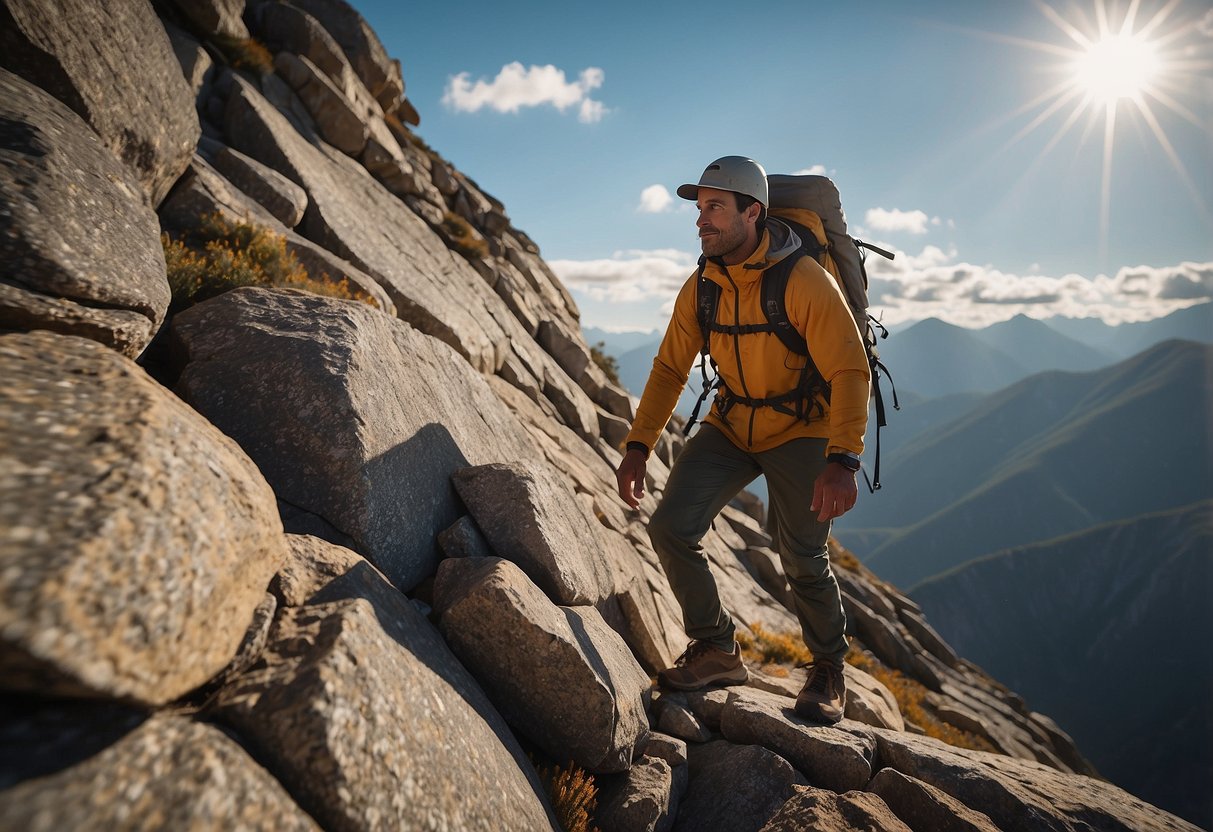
[
  {"left": 658, "top": 667, "right": 750, "bottom": 692},
  {"left": 794, "top": 701, "right": 844, "bottom": 724}
]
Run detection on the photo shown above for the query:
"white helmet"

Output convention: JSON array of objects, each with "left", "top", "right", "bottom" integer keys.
[{"left": 677, "top": 156, "right": 768, "bottom": 208}]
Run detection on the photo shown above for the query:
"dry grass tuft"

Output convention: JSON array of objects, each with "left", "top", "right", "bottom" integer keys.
[
  {"left": 213, "top": 35, "right": 274, "bottom": 75},
  {"left": 737, "top": 622, "right": 814, "bottom": 668},
  {"left": 846, "top": 644, "right": 996, "bottom": 753},
  {"left": 439, "top": 210, "right": 489, "bottom": 259},
  {"left": 535, "top": 759, "right": 600, "bottom": 832},
  {"left": 163, "top": 213, "right": 376, "bottom": 310}
]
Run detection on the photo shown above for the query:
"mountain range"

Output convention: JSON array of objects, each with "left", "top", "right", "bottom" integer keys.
[
  {"left": 840, "top": 338, "right": 1212, "bottom": 587},
  {"left": 910, "top": 500, "right": 1213, "bottom": 830}
]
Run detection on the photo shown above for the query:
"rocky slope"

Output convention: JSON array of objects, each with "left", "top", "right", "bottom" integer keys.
[{"left": 0, "top": 1, "right": 1202, "bottom": 830}]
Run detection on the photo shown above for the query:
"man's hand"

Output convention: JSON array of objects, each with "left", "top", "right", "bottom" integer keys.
[
  {"left": 811, "top": 462, "right": 858, "bottom": 522},
  {"left": 615, "top": 448, "right": 648, "bottom": 509}
]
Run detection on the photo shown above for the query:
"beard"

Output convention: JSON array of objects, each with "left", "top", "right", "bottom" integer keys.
[{"left": 699, "top": 218, "right": 748, "bottom": 259}]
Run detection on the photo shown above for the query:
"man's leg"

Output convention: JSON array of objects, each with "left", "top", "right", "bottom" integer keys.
[
  {"left": 760, "top": 437, "right": 849, "bottom": 722},
  {"left": 648, "top": 425, "right": 759, "bottom": 687}
]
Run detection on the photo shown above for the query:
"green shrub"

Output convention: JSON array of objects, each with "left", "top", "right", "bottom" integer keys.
[
  {"left": 162, "top": 213, "right": 377, "bottom": 311},
  {"left": 589, "top": 341, "right": 622, "bottom": 386}
]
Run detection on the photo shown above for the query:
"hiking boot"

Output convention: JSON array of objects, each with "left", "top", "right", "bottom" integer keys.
[
  {"left": 795, "top": 659, "right": 846, "bottom": 724},
  {"left": 657, "top": 640, "right": 748, "bottom": 691}
]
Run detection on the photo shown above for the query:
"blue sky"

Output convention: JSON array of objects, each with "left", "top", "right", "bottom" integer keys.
[{"left": 357, "top": 0, "right": 1213, "bottom": 332}]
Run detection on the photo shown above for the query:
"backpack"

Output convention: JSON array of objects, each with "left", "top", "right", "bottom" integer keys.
[{"left": 685, "top": 173, "right": 899, "bottom": 490}]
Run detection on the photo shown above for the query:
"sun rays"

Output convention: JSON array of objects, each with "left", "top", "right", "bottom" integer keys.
[{"left": 1020, "top": 0, "right": 1212, "bottom": 258}]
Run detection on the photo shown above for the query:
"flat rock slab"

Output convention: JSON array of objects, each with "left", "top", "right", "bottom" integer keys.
[
  {"left": 0, "top": 69, "right": 169, "bottom": 358},
  {"left": 0, "top": 0, "right": 199, "bottom": 205},
  {"left": 451, "top": 461, "right": 614, "bottom": 606},
  {"left": 867, "top": 767, "right": 1000, "bottom": 832},
  {"left": 0, "top": 715, "right": 319, "bottom": 831},
  {"left": 434, "top": 557, "right": 650, "bottom": 773},
  {"left": 171, "top": 287, "right": 536, "bottom": 591},
  {"left": 865, "top": 725, "right": 1203, "bottom": 832},
  {"left": 719, "top": 687, "right": 875, "bottom": 793},
  {"left": 758, "top": 786, "right": 911, "bottom": 832},
  {"left": 213, "top": 561, "right": 557, "bottom": 832},
  {"left": 0, "top": 331, "right": 285, "bottom": 705},
  {"left": 674, "top": 740, "right": 806, "bottom": 832}
]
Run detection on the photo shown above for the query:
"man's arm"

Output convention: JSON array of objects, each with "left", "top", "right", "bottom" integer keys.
[
  {"left": 615, "top": 276, "right": 701, "bottom": 507},
  {"left": 790, "top": 259, "right": 872, "bottom": 519}
]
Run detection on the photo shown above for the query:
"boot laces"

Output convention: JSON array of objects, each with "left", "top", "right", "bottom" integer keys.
[
  {"left": 675, "top": 640, "right": 715, "bottom": 668},
  {"left": 803, "top": 660, "right": 840, "bottom": 695}
]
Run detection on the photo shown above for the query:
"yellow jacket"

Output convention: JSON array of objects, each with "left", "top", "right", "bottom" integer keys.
[{"left": 626, "top": 220, "right": 870, "bottom": 456}]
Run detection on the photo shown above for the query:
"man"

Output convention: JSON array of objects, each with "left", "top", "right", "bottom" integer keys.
[{"left": 614, "top": 156, "right": 870, "bottom": 724}]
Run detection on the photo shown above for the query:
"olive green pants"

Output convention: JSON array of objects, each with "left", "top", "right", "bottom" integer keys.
[{"left": 648, "top": 424, "right": 849, "bottom": 664}]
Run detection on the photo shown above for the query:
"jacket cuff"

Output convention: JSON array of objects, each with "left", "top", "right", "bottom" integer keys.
[{"left": 626, "top": 441, "right": 651, "bottom": 459}]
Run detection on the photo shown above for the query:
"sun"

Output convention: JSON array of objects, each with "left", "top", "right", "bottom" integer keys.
[
  {"left": 983, "top": 0, "right": 1212, "bottom": 260},
  {"left": 1072, "top": 32, "right": 1160, "bottom": 104}
]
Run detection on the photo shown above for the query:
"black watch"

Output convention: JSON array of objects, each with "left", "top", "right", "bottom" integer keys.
[{"left": 827, "top": 452, "right": 861, "bottom": 472}]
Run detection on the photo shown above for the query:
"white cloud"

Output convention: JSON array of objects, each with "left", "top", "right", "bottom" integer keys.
[
  {"left": 862, "top": 243, "right": 1213, "bottom": 327},
  {"left": 792, "top": 165, "right": 828, "bottom": 176},
  {"left": 638, "top": 185, "right": 674, "bottom": 213},
  {"left": 549, "top": 249, "right": 697, "bottom": 304},
  {"left": 443, "top": 62, "right": 608, "bottom": 122},
  {"left": 864, "top": 208, "right": 934, "bottom": 235},
  {"left": 556, "top": 236, "right": 1212, "bottom": 332}
]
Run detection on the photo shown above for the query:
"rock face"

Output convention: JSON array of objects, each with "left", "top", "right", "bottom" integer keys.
[
  {"left": 0, "top": 332, "right": 286, "bottom": 705},
  {"left": 0, "top": 0, "right": 199, "bottom": 205},
  {"left": 171, "top": 287, "right": 535, "bottom": 591},
  {"left": 0, "top": 69, "right": 170, "bottom": 358},
  {"left": 1, "top": 1, "right": 1201, "bottom": 831}
]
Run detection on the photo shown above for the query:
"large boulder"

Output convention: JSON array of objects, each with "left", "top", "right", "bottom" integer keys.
[
  {"left": 594, "top": 755, "right": 686, "bottom": 832},
  {"left": 674, "top": 741, "right": 806, "bottom": 832},
  {"left": 213, "top": 551, "right": 558, "bottom": 832},
  {"left": 433, "top": 557, "right": 651, "bottom": 774},
  {"left": 171, "top": 287, "right": 536, "bottom": 591},
  {"left": 757, "top": 786, "right": 911, "bottom": 832},
  {"left": 0, "top": 715, "right": 319, "bottom": 831},
  {"left": 0, "top": 69, "right": 169, "bottom": 358},
  {"left": 224, "top": 74, "right": 509, "bottom": 372},
  {"left": 0, "top": 0, "right": 199, "bottom": 205},
  {"left": 451, "top": 461, "right": 615, "bottom": 606},
  {"left": 0, "top": 332, "right": 286, "bottom": 705}
]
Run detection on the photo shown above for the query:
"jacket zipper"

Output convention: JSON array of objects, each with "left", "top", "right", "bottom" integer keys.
[{"left": 723, "top": 267, "right": 757, "bottom": 448}]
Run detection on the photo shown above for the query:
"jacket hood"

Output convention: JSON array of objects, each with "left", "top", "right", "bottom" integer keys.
[{"left": 763, "top": 218, "right": 803, "bottom": 264}]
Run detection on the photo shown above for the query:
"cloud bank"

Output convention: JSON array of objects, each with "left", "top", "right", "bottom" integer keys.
[
  {"left": 552, "top": 243, "right": 1213, "bottom": 330},
  {"left": 443, "top": 63, "right": 608, "bottom": 123}
]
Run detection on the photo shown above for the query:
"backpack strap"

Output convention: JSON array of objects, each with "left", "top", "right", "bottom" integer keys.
[{"left": 685, "top": 258, "right": 721, "bottom": 436}]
